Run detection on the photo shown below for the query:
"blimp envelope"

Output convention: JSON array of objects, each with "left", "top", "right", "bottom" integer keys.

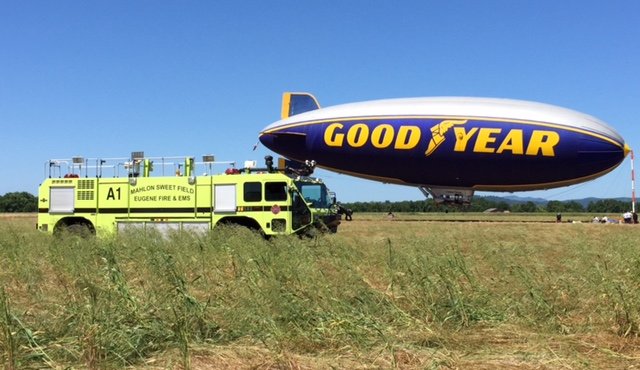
[{"left": 259, "top": 93, "right": 629, "bottom": 203}]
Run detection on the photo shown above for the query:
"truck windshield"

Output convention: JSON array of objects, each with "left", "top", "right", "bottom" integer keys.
[{"left": 295, "top": 181, "right": 330, "bottom": 208}]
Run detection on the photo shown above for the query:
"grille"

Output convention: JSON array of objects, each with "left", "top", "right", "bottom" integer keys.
[
  {"left": 78, "top": 180, "right": 95, "bottom": 190},
  {"left": 77, "top": 190, "right": 94, "bottom": 201}
]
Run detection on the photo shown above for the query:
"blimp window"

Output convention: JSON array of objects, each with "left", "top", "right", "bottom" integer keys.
[
  {"left": 265, "top": 181, "right": 288, "bottom": 201},
  {"left": 243, "top": 182, "right": 262, "bottom": 202}
]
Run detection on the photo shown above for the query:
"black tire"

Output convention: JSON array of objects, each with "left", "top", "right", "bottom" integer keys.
[{"left": 56, "top": 222, "right": 95, "bottom": 237}]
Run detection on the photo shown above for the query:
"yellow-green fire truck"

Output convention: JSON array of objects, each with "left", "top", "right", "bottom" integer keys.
[{"left": 37, "top": 153, "right": 340, "bottom": 236}]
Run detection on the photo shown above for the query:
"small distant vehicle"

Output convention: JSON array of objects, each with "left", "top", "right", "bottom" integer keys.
[
  {"left": 260, "top": 92, "right": 630, "bottom": 204},
  {"left": 37, "top": 152, "right": 340, "bottom": 236}
]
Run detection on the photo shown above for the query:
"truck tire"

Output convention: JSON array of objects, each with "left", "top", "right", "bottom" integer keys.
[{"left": 55, "top": 220, "right": 95, "bottom": 237}]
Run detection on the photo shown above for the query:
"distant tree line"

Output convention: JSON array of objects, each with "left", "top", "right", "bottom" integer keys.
[
  {"left": 0, "top": 192, "right": 37, "bottom": 212},
  {"left": 0, "top": 191, "right": 633, "bottom": 214},
  {"left": 340, "top": 197, "right": 634, "bottom": 214}
]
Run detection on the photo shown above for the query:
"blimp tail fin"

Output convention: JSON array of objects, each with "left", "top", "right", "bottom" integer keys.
[{"left": 281, "top": 92, "right": 321, "bottom": 119}]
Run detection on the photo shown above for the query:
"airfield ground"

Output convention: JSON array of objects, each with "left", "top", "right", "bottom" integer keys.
[{"left": 1, "top": 213, "right": 639, "bottom": 369}]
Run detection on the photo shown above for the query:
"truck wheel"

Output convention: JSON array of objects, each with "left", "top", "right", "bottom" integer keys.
[{"left": 56, "top": 222, "right": 95, "bottom": 237}]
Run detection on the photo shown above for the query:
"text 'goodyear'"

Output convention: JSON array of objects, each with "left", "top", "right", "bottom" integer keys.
[{"left": 322, "top": 120, "right": 560, "bottom": 157}]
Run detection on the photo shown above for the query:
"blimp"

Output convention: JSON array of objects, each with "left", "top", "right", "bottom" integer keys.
[{"left": 259, "top": 92, "right": 629, "bottom": 204}]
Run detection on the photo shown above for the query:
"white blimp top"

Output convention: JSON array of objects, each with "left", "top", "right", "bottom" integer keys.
[{"left": 263, "top": 97, "right": 624, "bottom": 145}]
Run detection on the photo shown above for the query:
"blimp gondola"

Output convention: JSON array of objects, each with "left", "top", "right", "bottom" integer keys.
[{"left": 259, "top": 92, "right": 629, "bottom": 204}]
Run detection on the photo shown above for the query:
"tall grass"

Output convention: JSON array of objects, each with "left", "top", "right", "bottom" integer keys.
[{"left": 1, "top": 216, "right": 639, "bottom": 368}]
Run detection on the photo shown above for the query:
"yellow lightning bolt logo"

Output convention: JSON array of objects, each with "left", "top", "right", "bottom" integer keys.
[{"left": 425, "top": 119, "right": 468, "bottom": 156}]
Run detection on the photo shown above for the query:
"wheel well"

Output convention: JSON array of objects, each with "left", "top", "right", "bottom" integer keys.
[
  {"left": 216, "top": 216, "right": 262, "bottom": 231},
  {"left": 54, "top": 217, "right": 95, "bottom": 234}
]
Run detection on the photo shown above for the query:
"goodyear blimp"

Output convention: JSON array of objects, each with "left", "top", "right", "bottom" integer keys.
[{"left": 259, "top": 92, "right": 630, "bottom": 204}]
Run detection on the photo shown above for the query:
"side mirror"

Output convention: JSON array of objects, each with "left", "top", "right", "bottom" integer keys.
[{"left": 329, "top": 191, "right": 337, "bottom": 205}]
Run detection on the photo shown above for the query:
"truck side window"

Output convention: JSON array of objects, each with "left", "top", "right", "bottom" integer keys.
[
  {"left": 244, "top": 182, "right": 262, "bottom": 202},
  {"left": 265, "top": 181, "right": 287, "bottom": 201}
]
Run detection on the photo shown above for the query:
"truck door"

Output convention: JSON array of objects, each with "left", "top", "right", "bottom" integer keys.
[{"left": 291, "top": 189, "right": 312, "bottom": 231}]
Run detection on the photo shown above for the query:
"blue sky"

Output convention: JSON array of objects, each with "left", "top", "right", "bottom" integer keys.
[{"left": 1, "top": 1, "right": 638, "bottom": 202}]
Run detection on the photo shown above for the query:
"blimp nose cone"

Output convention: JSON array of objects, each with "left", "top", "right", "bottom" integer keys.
[
  {"left": 258, "top": 132, "right": 273, "bottom": 147},
  {"left": 259, "top": 129, "right": 308, "bottom": 160}
]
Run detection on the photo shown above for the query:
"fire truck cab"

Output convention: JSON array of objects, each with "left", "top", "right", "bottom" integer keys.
[{"left": 37, "top": 153, "right": 340, "bottom": 236}]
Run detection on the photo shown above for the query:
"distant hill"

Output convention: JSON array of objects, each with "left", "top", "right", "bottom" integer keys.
[
  {"left": 477, "top": 195, "right": 632, "bottom": 207},
  {"left": 481, "top": 195, "right": 547, "bottom": 205},
  {"left": 562, "top": 197, "right": 632, "bottom": 208}
]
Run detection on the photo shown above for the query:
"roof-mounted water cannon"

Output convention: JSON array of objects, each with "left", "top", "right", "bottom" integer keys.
[
  {"left": 304, "top": 160, "right": 316, "bottom": 175},
  {"left": 277, "top": 157, "right": 316, "bottom": 177},
  {"left": 294, "top": 160, "right": 316, "bottom": 177},
  {"left": 265, "top": 155, "right": 274, "bottom": 172}
]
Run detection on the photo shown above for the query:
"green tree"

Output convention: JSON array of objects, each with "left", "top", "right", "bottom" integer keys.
[
  {"left": 587, "top": 199, "right": 628, "bottom": 213},
  {"left": 563, "top": 200, "right": 585, "bottom": 212},
  {"left": 512, "top": 201, "right": 539, "bottom": 213},
  {"left": 0, "top": 192, "right": 38, "bottom": 212},
  {"left": 496, "top": 201, "right": 511, "bottom": 212},
  {"left": 546, "top": 200, "right": 564, "bottom": 213}
]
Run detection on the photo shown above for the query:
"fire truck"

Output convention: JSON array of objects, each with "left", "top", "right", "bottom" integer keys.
[{"left": 37, "top": 153, "right": 340, "bottom": 236}]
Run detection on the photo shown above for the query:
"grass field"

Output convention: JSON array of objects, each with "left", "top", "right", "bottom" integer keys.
[
  {"left": 1, "top": 213, "right": 640, "bottom": 369},
  {"left": 353, "top": 211, "right": 631, "bottom": 223}
]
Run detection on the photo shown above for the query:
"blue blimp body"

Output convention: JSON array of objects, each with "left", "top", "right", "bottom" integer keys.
[{"left": 259, "top": 93, "right": 629, "bottom": 203}]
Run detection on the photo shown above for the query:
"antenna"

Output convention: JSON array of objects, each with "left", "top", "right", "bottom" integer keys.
[{"left": 631, "top": 150, "right": 636, "bottom": 214}]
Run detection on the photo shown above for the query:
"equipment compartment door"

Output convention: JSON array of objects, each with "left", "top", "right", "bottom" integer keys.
[
  {"left": 50, "top": 187, "right": 75, "bottom": 214},
  {"left": 214, "top": 184, "right": 236, "bottom": 213}
]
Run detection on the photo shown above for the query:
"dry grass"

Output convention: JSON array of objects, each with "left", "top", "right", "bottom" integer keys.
[{"left": 1, "top": 213, "right": 640, "bottom": 369}]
